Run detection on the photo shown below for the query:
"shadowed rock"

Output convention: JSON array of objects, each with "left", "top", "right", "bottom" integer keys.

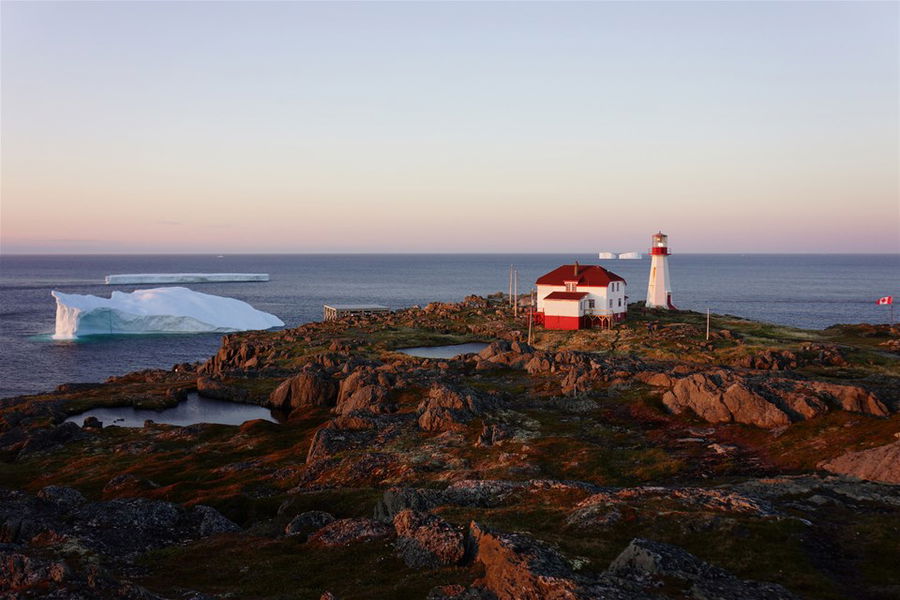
[
  {"left": 392, "top": 509, "right": 465, "bottom": 568},
  {"left": 285, "top": 510, "right": 334, "bottom": 539},
  {"left": 308, "top": 518, "right": 392, "bottom": 546},
  {"left": 608, "top": 538, "right": 799, "bottom": 599},
  {"left": 417, "top": 384, "right": 499, "bottom": 433}
]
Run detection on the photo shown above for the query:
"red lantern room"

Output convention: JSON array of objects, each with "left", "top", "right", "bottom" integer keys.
[{"left": 650, "top": 232, "right": 669, "bottom": 256}]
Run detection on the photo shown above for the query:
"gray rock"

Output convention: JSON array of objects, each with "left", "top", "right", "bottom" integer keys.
[
  {"left": 191, "top": 505, "right": 240, "bottom": 536},
  {"left": 373, "top": 487, "right": 444, "bottom": 521},
  {"left": 285, "top": 510, "right": 334, "bottom": 538},
  {"left": 37, "top": 486, "right": 87, "bottom": 511}
]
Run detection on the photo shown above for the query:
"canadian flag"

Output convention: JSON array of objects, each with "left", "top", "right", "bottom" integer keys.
[{"left": 876, "top": 296, "right": 893, "bottom": 305}]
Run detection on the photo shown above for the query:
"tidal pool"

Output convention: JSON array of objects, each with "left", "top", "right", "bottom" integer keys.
[
  {"left": 64, "top": 393, "right": 278, "bottom": 428},
  {"left": 396, "top": 342, "right": 489, "bottom": 359}
]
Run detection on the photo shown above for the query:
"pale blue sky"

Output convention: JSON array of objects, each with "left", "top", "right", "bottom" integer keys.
[{"left": 2, "top": 1, "right": 898, "bottom": 253}]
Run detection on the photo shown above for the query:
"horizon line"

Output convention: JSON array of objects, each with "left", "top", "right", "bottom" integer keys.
[{"left": 2, "top": 251, "right": 899, "bottom": 257}]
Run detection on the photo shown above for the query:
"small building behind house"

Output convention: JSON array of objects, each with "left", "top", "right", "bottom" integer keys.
[{"left": 535, "top": 263, "right": 627, "bottom": 330}]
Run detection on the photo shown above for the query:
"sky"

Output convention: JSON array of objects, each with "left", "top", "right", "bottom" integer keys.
[{"left": 1, "top": 1, "right": 898, "bottom": 254}]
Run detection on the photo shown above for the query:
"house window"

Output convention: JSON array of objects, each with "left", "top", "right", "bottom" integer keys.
[
  {"left": 618, "top": 298, "right": 622, "bottom": 307},
  {"left": 588, "top": 299, "right": 595, "bottom": 309},
  {"left": 609, "top": 299, "right": 613, "bottom": 308},
  {"left": 565, "top": 282, "right": 576, "bottom": 292}
]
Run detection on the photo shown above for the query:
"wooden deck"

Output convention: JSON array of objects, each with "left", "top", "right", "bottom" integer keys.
[{"left": 323, "top": 304, "right": 390, "bottom": 322}]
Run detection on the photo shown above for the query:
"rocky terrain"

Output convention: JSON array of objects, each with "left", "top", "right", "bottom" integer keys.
[{"left": 1, "top": 295, "right": 898, "bottom": 599}]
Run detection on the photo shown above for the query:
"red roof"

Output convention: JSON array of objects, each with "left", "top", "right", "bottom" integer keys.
[
  {"left": 544, "top": 291, "right": 588, "bottom": 301},
  {"left": 536, "top": 264, "right": 625, "bottom": 287}
]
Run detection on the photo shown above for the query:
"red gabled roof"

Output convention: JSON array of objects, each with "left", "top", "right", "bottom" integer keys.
[
  {"left": 536, "top": 264, "right": 625, "bottom": 287},
  {"left": 544, "top": 291, "right": 588, "bottom": 300}
]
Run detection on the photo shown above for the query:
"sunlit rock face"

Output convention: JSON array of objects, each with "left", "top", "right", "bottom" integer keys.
[{"left": 51, "top": 287, "right": 284, "bottom": 339}]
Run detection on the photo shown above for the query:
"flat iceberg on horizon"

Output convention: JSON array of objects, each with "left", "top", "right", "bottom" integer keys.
[
  {"left": 51, "top": 287, "right": 284, "bottom": 340},
  {"left": 105, "top": 273, "right": 269, "bottom": 284}
]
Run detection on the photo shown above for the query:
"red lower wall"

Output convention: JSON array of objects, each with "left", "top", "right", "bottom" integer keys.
[
  {"left": 541, "top": 311, "right": 628, "bottom": 330},
  {"left": 543, "top": 315, "right": 582, "bottom": 330}
]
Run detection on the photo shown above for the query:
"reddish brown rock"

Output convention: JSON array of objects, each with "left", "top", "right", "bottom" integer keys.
[
  {"left": 417, "top": 384, "right": 498, "bottom": 433},
  {"left": 334, "top": 368, "right": 395, "bottom": 416},
  {"left": 817, "top": 440, "right": 900, "bottom": 484},
  {"left": 392, "top": 510, "right": 466, "bottom": 568},
  {"left": 803, "top": 381, "right": 888, "bottom": 417},
  {"left": 268, "top": 365, "right": 338, "bottom": 412},
  {"left": 305, "top": 427, "right": 374, "bottom": 462},
  {"left": 308, "top": 517, "right": 393, "bottom": 546},
  {"left": 468, "top": 521, "right": 581, "bottom": 600},
  {"left": 658, "top": 369, "right": 887, "bottom": 428},
  {"left": 661, "top": 373, "right": 791, "bottom": 427}
]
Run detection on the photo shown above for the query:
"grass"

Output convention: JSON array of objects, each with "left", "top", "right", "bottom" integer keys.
[{"left": 138, "top": 535, "right": 477, "bottom": 600}]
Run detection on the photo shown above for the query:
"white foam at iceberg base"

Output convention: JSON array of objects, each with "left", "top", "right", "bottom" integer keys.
[{"left": 51, "top": 287, "right": 284, "bottom": 340}]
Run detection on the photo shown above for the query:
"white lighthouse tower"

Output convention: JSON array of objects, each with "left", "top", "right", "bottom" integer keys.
[{"left": 646, "top": 231, "right": 674, "bottom": 309}]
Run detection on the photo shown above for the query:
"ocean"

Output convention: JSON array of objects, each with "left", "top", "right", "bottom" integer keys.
[{"left": 1, "top": 253, "right": 897, "bottom": 399}]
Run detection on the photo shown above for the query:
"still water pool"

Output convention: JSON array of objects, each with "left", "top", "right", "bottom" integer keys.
[
  {"left": 64, "top": 393, "right": 278, "bottom": 428},
  {"left": 396, "top": 342, "right": 489, "bottom": 359}
]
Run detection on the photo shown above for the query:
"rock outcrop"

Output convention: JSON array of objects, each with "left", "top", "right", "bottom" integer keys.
[
  {"left": 307, "top": 518, "right": 393, "bottom": 547},
  {"left": 817, "top": 440, "right": 900, "bottom": 484},
  {"left": 392, "top": 510, "right": 466, "bottom": 568},
  {"left": 417, "top": 384, "right": 499, "bottom": 433},
  {"left": 268, "top": 364, "right": 338, "bottom": 413},
  {"left": 468, "top": 521, "right": 586, "bottom": 600},
  {"left": 608, "top": 538, "right": 799, "bottom": 599},
  {"left": 650, "top": 369, "right": 888, "bottom": 428},
  {"left": 285, "top": 510, "right": 335, "bottom": 539}
]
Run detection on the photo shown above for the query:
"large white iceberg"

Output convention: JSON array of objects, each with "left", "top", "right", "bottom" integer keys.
[
  {"left": 51, "top": 287, "right": 284, "bottom": 339},
  {"left": 105, "top": 273, "right": 269, "bottom": 284}
]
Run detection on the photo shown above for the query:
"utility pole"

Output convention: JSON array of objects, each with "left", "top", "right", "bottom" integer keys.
[
  {"left": 527, "top": 302, "right": 533, "bottom": 345},
  {"left": 706, "top": 308, "right": 710, "bottom": 341},
  {"left": 513, "top": 269, "right": 519, "bottom": 317}
]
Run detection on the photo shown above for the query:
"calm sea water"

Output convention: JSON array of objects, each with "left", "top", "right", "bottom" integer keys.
[{"left": 1, "top": 254, "right": 897, "bottom": 398}]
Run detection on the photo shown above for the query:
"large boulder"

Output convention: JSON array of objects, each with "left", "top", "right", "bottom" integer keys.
[
  {"left": 607, "top": 538, "right": 799, "bottom": 599},
  {"left": 661, "top": 373, "right": 790, "bottom": 428},
  {"left": 268, "top": 365, "right": 338, "bottom": 413},
  {"left": 803, "top": 382, "right": 888, "bottom": 417},
  {"left": 468, "top": 521, "right": 593, "bottom": 600},
  {"left": 334, "top": 368, "right": 395, "bottom": 416},
  {"left": 657, "top": 370, "right": 888, "bottom": 429},
  {"left": 308, "top": 518, "right": 393, "bottom": 547},
  {"left": 306, "top": 426, "right": 375, "bottom": 462},
  {"left": 392, "top": 510, "right": 466, "bottom": 568},
  {"left": 417, "top": 384, "right": 498, "bottom": 433},
  {"left": 285, "top": 511, "right": 335, "bottom": 539},
  {"left": 817, "top": 440, "right": 900, "bottom": 484},
  {"left": 0, "top": 488, "right": 239, "bottom": 561}
]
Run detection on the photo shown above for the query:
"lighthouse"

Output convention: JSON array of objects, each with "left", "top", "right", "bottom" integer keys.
[{"left": 646, "top": 231, "right": 675, "bottom": 309}]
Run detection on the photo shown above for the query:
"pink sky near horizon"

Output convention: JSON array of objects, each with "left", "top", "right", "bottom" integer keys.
[{"left": 2, "top": 2, "right": 898, "bottom": 254}]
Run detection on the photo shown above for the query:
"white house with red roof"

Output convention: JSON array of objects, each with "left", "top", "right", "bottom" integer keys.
[{"left": 535, "top": 263, "right": 627, "bottom": 330}]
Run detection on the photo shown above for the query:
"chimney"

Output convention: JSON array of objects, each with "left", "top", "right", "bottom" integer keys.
[{"left": 573, "top": 261, "right": 579, "bottom": 277}]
